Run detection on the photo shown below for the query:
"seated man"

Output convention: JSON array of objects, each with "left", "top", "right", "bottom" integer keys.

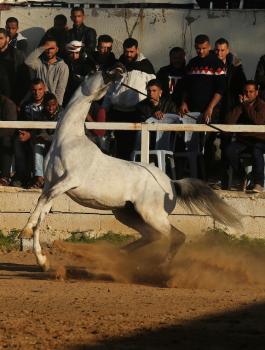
[
  {"left": 0, "top": 95, "right": 17, "bottom": 186},
  {"left": 25, "top": 37, "right": 69, "bottom": 106},
  {"left": 225, "top": 80, "right": 265, "bottom": 193},
  {"left": 6, "top": 17, "right": 28, "bottom": 56},
  {"left": 135, "top": 79, "right": 179, "bottom": 150},
  {"left": 31, "top": 93, "right": 62, "bottom": 189},
  {"left": 12, "top": 79, "right": 46, "bottom": 187}
]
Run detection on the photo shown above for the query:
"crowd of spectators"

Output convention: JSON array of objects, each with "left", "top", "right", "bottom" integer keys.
[{"left": 0, "top": 7, "right": 264, "bottom": 193}]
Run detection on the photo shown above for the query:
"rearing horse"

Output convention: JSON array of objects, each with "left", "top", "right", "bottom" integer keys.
[{"left": 21, "top": 68, "right": 241, "bottom": 271}]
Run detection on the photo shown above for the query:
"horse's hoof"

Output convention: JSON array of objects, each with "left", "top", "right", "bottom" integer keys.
[
  {"left": 19, "top": 227, "right": 34, "bottom": 239},
  {"left": 37, "top": 255, "right": 50, "bottom": 272}
]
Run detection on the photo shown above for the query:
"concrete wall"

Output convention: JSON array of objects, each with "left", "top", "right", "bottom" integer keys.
[
  {"left": 0, "top": 187, "right": 264, "bottom": 242},
  {"left": 0, "top": 7, "right": 264, "bottom": 78}
]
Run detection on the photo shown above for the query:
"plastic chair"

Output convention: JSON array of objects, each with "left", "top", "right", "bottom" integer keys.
[
  {"left": 173, "top": 113, "right": 206, "bottom": 180},
  {"left": 131, "top": 150, "right": 177, "bottom": 180}
]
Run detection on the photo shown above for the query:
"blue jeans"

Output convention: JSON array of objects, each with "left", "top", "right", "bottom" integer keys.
[{"left": 34, "top": 143, "right": 46, "bottom": 177}]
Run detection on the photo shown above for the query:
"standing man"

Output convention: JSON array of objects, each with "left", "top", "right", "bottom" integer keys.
[
  {"left": 214, "top": 37, "right": 246, "bottom": 189},
  {"left": 67, "top": 7, "right": 96, "bottom": 57},
  {"left": 157, "top": 47, "right": 186, "bottom": 107},
  {"left": 180, "top": 34, "right": 226, "bottom": 180},
  {"left": 5, "top": 17, "right": 28, "bottom": 56},
  {"left": 180, "top": 34, "right": 226, "bottom": 123},
  {"left": 225, "top": 81, "right": 265, "bottom": 193},
  {"left": 90, "top": 34, "right": 117, "bottom": 72},
  {"left": 39, "top": 14, "right": 68, "bottom": 59},
  {"left": 25, "top": 38, "right": 69, "bottom": 106},
  {"left": 0, "top": 28, "right": 30, "bottom": 104},
  {"left": 101, "top": 37, "right": 155, "bottom": 160}
]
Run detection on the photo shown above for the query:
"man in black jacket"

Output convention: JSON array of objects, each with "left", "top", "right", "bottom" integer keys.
[
  {"left": 157, "top": 47, "right": 186, "bottom": 107},
  {"left": 67, "top": 7, "right": 96, "bottom": 58},
  {"left": 0, "top": 95, "right": 17, "bottom": 186},
  {"left": 0, "top": 28, "right": 30, "bottom": 104}
]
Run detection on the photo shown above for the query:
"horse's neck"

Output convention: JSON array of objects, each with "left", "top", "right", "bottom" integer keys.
[{"left": 58, "top": 92, "right": 91, "bottom": 138}]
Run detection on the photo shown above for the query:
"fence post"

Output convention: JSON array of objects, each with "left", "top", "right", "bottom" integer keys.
[{"left": 140, "top": 123, "right": 150, "bottom": 163}]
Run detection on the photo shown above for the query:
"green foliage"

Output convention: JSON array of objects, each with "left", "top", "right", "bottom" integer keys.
[
  {"left": 200, "top": 228, "right": 265, "bottom": 256},
  {"left": 65, "top": 231, "right": 133, "bottom": 246},
  {"left": 0, "top": 229, "right": 20, "bottom": 251}
]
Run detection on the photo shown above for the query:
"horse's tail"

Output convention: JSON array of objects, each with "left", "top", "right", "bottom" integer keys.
[{"left": 173, "top": 178, "right": 242, "bottom": 230}]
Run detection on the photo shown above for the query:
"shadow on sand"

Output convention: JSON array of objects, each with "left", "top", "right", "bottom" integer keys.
[{"left": 67, "top": 301, "right": 265, "bottom": 350}]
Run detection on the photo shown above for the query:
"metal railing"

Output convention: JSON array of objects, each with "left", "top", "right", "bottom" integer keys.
[{"left": 1, "top": 121, "right": 265, "bottom": 163}]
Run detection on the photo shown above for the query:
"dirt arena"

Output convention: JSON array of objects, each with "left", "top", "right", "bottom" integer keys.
[{"left": 1, "top": 237, "right": 265, "bottom": 350}]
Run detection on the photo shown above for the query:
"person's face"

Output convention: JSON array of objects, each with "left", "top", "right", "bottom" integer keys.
[
  {"left": 244, "top": 84, "right": 258, "bottom": 102},
  {"left": 54, "top": 19, "right": 66, "bottom": 31},
  {"left": 71, "top": 11, "right": 85, "bottom": 26},
  {"left": 195, "top": 41, "right": 211, "bottom": 58},
  {"left": 0, "top": 33, "right": 9, "bottom": 51},
  {"left": 147, "top": 85, "right": 162, "bottom": 104},
  {"left": 215, "top": 43, "right": 229, "bottom": 62},
  {"left": 45, "top": 99, "right": 58, "bottom": 115},
  {"left": 44, "top": 41, "right": 58, "bottom": 60},
  {"left": 170, "top": 51, "right": 186, "bottom": 68},
  {"left": 98, "top": 41, "right": 112, "bottom": 55},
  {"left": 124, "top": 46, "right": 139, "bottom": 62},
  {"left": 69, "top": 51, "right": 80, "bottom": 61},
  {"left": 6, "top": 21, "right": 18, "bottom": 39},
  {"left": 32, "top": 83, "right": 46, "bottom": 102}
]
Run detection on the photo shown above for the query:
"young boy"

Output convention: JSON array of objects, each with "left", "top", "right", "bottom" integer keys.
[{"left": 30, "top": 93, "right": 63, "bottom": 189}]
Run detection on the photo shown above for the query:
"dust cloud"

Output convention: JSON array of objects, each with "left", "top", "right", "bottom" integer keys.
[{"left": 49, "top": 236, "right": 265, "bottom": 289}]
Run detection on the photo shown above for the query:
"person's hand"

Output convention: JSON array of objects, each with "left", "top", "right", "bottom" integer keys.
[
  {"left": 18, "top": 130, "right": 31, "bottom": 142},
  {"left": 42, "top": 42, "right": 55, "bottom": 51},
  {"left": 239, "top": 94, "right": 249, "bottom": 104},
  {"left": 179, "top": 102, "right": 189, "bottom": 116},
  {"left": 203, "top": 106, "right": 213, "bottom": 124},
  {"left": 154, "top": 111, "right": 164, "bottom": 120}
]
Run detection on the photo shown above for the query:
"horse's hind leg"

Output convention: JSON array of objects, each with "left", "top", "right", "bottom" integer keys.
[
  {"left": 113, "top": 206, "right": 162, "bottom": 253},
  {"left": 166, "top": 225, "right": 186, "bottom": 264}
]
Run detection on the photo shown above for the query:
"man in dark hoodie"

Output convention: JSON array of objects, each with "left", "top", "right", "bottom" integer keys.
[
  {"left": 6, "top": 17, "right": 28, "bottom": 56},
  {"left": 156, "top": 47, "right": 186, "bottom": 107},
  {"left": 101, "top": 37, "right": 155, "bottom": 160},
  {"left": 0, "top": 28, "right": 30, "bottom": 104},
  {"left": 67, "top": 7, "right": 96, "bottom": 58},
  {"left": 90, "top": 34, "right": 117, "bottom": 72}
]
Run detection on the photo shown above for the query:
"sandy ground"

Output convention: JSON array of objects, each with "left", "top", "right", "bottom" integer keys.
[{"left": 1, "top": 240, "right": 265, "bottom": 350}]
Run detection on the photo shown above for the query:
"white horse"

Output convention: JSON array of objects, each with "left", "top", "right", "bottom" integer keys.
[{"left": 21, "top": 68, "right": 241, "bottom": 271}]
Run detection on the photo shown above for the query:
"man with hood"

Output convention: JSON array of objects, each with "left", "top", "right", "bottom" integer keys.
[
  {"left": 25, "top": 37, "right": 69, "bottom": 106},
  {"left": 6, "top": 17, "right": 27, "bottom": 56},
  {"left": 100, "top": 37, "right": 155, "bottom": 160}
]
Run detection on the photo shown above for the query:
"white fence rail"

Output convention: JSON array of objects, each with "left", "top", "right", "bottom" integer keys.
[{"left": 1, "top": 121, "right": 265, "bottom": 163}]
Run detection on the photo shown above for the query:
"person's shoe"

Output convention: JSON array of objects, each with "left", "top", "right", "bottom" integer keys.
[
  {"left": 252, "top": 184, "right": 264, "bottom": 193},
  {"left": 0, "top": 177, "right": 10, "bottom": 186},
  {"left": 28, "top": 176, "right": 44, "bottom": 189}
]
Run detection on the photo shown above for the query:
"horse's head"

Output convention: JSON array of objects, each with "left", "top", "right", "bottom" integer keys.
[{"left": 81, "top": 64, "right": 125, "bottom": 101}]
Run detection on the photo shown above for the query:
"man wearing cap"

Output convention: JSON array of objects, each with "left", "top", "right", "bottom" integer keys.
[{"left": 63, "top": 40, "right": 94, "bottom": 105}]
